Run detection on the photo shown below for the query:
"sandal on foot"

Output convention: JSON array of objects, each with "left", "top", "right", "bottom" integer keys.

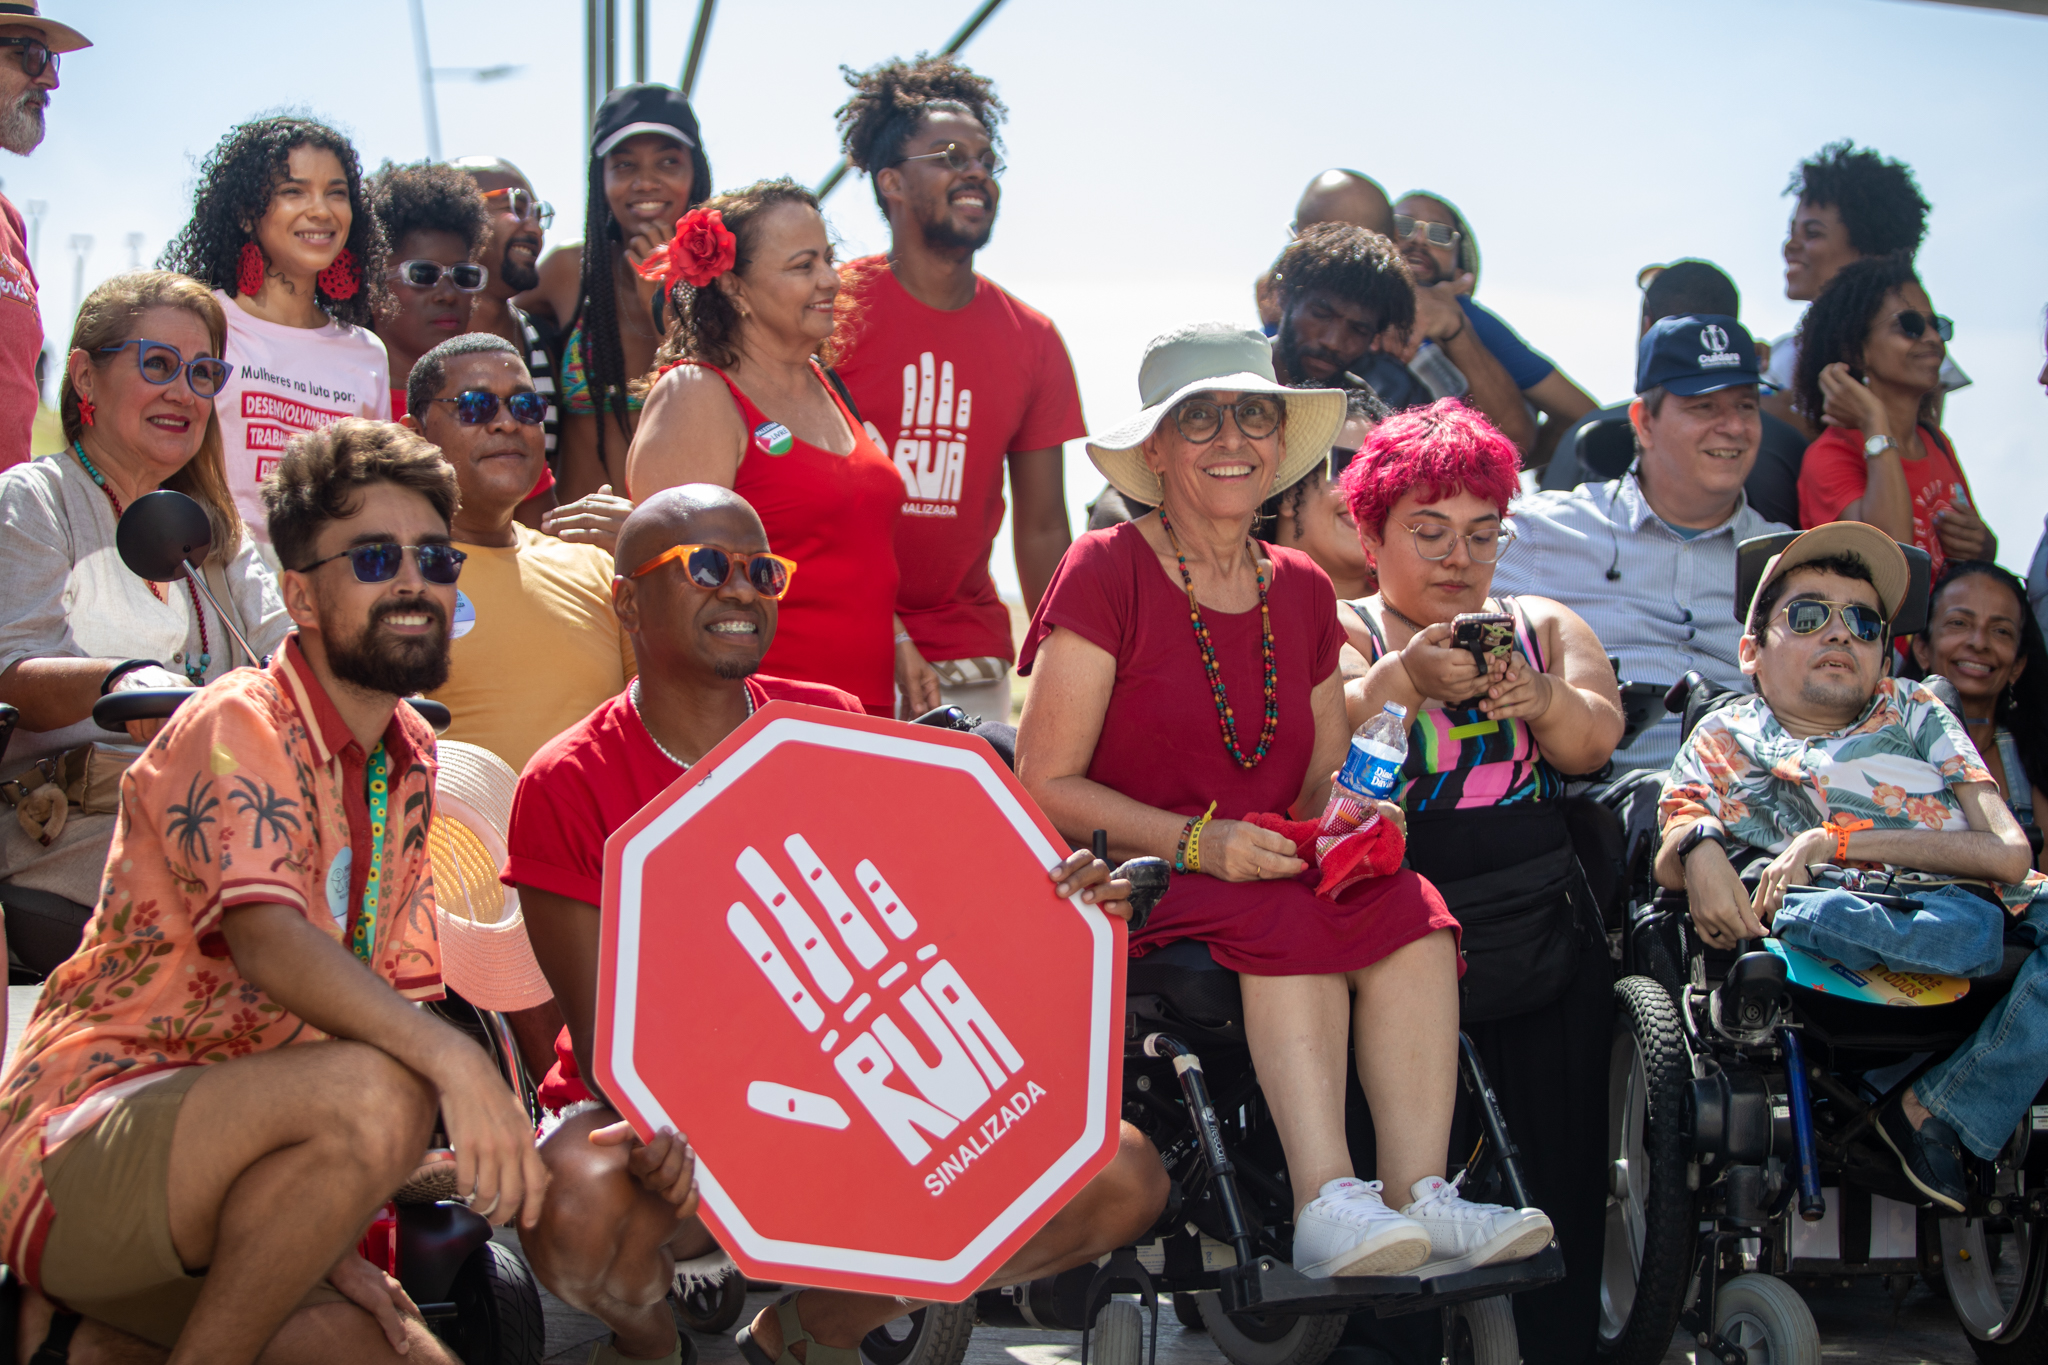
[
  {"left": 735, "top": 1294, "right": 863, "bottom": 1365},
  {"left": 587, "top": 1330, "right": 691, "bottom": 1365}
]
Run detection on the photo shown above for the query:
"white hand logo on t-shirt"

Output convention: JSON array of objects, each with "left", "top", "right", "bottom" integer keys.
[{"left": 881, "top": 352, "right": 972, "bottom": 514}]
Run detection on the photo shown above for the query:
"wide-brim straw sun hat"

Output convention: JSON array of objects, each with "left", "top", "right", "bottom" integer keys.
[
  {"left": 430, "top": 741, "right": 554, "bottom": 1012},
  {"left": 1086, "top": 322, "right": 1346, "bottom": 507}
]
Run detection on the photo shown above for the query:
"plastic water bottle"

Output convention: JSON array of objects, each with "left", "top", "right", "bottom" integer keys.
[{"left": 1318, "top": 703, "right": 1408, "bottom": 857}]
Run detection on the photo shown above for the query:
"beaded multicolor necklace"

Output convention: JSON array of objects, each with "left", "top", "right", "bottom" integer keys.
[
  {"left": 1157, "top": 506, "right": 1278, "bottom": 769},
  {"left": 74, "top": 440, "right": 212, "bottom": 684}
]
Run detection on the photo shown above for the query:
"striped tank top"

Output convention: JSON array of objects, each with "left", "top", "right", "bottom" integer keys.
[{"left": 1344, "top": 595, "right": 1566, "bottom": 812}]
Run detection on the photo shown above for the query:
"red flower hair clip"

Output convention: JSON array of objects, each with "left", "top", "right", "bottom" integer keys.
[{"left": 637, "top": 206, "right": 738, "bottom": 293}]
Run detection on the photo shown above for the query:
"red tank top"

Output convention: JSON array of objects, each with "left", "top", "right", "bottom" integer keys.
[{"left": 672, "top": 360, "right": 902, "bottom": 715}]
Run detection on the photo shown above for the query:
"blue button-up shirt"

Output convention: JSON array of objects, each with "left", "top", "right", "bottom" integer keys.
[{"left": 1490, "top": 472, "right": 1791, "bottom": 772}]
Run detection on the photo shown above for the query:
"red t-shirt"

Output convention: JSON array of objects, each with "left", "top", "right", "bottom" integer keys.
[
  {"left": 0, "top": 194, "right": 41, "bottom": 470},
  {"left": 1798, "top": 425, "right": 1976, "bottom": 579},
  {"left": 834, "top": 257, "right": 1086, "bottom": 664},
  {"left": 502, "top": 674, "right": 864, "bottom": 908}
]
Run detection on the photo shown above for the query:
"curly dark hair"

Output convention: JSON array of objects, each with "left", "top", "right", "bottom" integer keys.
[
  {"left": 368, "top": 160, "right": 488, "bottom": 263},
  {"left": 159, "top": 114, "right": 386, "bottom": 329},
  {"left": 575, "top": 101, "right": 712, "bottom": 475},
  {"left": 1271, "top": 223, "right": 1418, "bottom": 347},
  {"left": 262, "top": 416, "right": 459, "bottom": 572},
  {"left": 1786, "top": 140, "right": 1930, "bottom": 258},
  {"left": 1908, "top": 561, "right": 2048, "bottom": 807},
  {"left": 644, "top": 179, "right": 835, "bottom": 376},
  {"left": 835, "top": 54, "right": 1007, "bottom": 216},
  {"left": 1792, "top": 252, "right": 1923, "bottom": 422},
  {"left": 1258, "top": 388, "right": 1387, "bottom": 538}
]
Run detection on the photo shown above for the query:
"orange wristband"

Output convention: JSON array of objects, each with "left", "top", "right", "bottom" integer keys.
[{"left": 1828, "top": 816, "right": 1873, "bottom": 863}]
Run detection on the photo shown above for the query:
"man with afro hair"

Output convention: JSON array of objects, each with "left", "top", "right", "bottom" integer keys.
[
  {"left": 1763, "top": 140, "right": 1967, "bottom": 436},
  {"left": 830, "top": 54, "right": 1086, "bottom": 723}
]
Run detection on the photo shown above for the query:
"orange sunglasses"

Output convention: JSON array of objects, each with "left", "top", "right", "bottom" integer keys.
[{"left": 628, "top": 543, "right": 798, "bottom": 600}]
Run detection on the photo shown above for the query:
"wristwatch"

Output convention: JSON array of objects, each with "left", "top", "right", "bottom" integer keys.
[
  {"left": 1677, "top": 822, "right": 1728, "bottom": 864},
  {"left": 1863, "top": 434, "right": 1897, "bottom": 460}
]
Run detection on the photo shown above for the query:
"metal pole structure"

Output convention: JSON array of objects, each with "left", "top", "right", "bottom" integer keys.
[
  {"left": 22, "top": 199, "right": 42, "bottom": 273},
  {"left": 815, "top": 0, "right": 1009, "bottom": 201},
  {"left": 632, "top": 0, "right": 648, "bottom": 83},
  {"left": 602, "top": 0, "right": 618, "bottom": 97},
  {"left": 678, "top": 0, "right": 717, "bottom": 99},
  {"left": 584, "top": 0, "right": 600, "bottom": 143},
  {"left": 125, "top": 232, "right": 144, "bottom": 270},
  {"left": 408, "top": 0, "right": 442, "bottom": 160},
  {"left": 67, "top": 234, "right": 90, "bottom": 326}
]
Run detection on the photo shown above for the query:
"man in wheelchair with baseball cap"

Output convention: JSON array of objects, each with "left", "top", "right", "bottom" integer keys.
[{"left": 1657, "top": 520, "right": 2048, "bottom": 1210}]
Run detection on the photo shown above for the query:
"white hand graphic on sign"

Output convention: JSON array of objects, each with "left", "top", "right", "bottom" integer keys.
[{"left": 727, "top": 837, "right": 1023, "bottom": 1162}]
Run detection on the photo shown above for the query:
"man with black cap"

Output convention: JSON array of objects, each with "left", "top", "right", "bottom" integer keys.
[
  {"left": 0, "top": 1, "right": 86, "bottom": 471},
  {"left": 1491, "top": 315, "right": 1790, "bottom": 772},
  {"left": 1541, "top": 260, "right": 1809, "bottom": 525},
  {"left": 1659, "top": 520, "right": 2044, "bottom": 1210}
]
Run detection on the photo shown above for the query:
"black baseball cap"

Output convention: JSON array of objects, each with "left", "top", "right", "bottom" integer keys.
[
  {"left": 1636, "top": 313, "right": 1761, "bottom": 396},
  {"left": 591, "top": 83, "right": 702, "bottom": 159}
]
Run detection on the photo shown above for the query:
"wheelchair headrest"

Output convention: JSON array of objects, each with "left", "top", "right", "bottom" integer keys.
[{"left": 1734, "top": 532, "right": 1931, "bottom": 637}]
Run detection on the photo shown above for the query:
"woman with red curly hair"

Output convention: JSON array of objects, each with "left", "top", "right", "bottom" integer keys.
[
  {"left": 624, "top": 178, "right": 910, "bottom": 717},
  {"left": 1338, "top": 397, "right": 1621, "bottom": 1363}
]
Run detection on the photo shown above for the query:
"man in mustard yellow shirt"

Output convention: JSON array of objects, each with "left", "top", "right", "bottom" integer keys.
[{"left": 403, "top": 333, "right": 633, "bottom": 775}]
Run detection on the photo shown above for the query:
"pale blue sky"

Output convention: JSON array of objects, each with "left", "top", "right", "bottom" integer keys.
[{"left": 14, "top": 0, "right": 2046, "bottom": 588}]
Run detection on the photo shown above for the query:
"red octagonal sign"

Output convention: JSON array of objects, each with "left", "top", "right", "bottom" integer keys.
[{"left": 595, "top": 702, "right": 1126, "bottom": 1299}]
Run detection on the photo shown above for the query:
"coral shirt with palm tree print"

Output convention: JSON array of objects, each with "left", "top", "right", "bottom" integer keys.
[{"left": 0, "top": 635, "right": 443, "bottom": 1289}]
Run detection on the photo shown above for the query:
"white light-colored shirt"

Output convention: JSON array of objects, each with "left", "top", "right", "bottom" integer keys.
[{"left": 1490, "top": 471, "right": 1791, "bottom": 772}]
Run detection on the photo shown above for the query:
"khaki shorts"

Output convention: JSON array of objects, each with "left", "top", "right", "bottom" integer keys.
[{"left": 40, "top": 1066, "right": 344, "bottom": 1347}]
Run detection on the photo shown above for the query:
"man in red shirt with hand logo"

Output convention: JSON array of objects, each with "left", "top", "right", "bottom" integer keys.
[{"left": 831, "top": 57, "right": 1086, "bottom": 722}]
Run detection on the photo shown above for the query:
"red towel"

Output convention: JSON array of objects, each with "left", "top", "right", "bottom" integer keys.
[{"left": 1244, "top": 808, "right": 1407, "bottom": 901}]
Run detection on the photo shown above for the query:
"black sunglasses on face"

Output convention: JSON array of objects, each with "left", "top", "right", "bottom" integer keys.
[
  {"left": 300, "top": 542, "right": 467, "bottom": 585},
  {"left": 1777, "top": 598, "right": 1886, "bottom": 643},
  {"left": 1891, "top": 309, "right": 1954, "bottom": 343},
  {"left": 429, "top": 390, "right": 548, "bottom": 426},
  {"left": 390, "top": 260, "right": 488, "bottom": 292},
  {"left": 0, "top": 37, "right": 55, "bottom": 79}
]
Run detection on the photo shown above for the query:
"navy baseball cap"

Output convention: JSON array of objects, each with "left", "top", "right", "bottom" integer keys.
[{"left": 1636, "top": 313, "right": 1761, "bottom": 396}]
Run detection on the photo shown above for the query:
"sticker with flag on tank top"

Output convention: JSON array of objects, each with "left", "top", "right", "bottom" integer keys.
[{"left": 753, "top": 421, "right": 793, "bottom": 456}]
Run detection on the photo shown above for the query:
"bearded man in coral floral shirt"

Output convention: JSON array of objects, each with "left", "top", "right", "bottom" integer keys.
[
  {"left": 0, "top": 419, "right": 545, "bottom": 1365},
  {"left": 1658, "top": 522, "right": 2043, "bottom": 1215}
]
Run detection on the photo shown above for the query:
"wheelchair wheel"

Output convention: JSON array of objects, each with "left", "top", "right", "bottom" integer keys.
[
  {"left": 1172, "top": 1291, "right": 1205, "bottom": 1331},
  {"left": 1445, "top": 1297, "right": 1519, "bottom": 1365},
  {"left": 859, "top": 1302, "right": 974, "bottom": 1365},
  {"left": 1094, "top": 1299, "right": 1147, "bottom": 1365},
  {"left": 1597, "top": 976, "right": 1698, "bottom": 1364},
  {"left": 1193, "top": 1291, "right": 1345, "bottom": 1365},
  {"left": 674, "top": 1263, "right": 748, "bottom": 1334},
  {"left": 444, "top": 1239, "right": 544, "bottom": 1365},
  {"left": 1940, "top": 1213, "right": 2048, "bottom": 1358},
  {"left": 1711, "top": 1273, "right": 1819, "bottom": 1365}
]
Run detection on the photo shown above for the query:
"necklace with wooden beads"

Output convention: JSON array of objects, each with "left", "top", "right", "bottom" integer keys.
[
  {"left": 1157, "top": 507, "right": 1278, "bottom": 769},
  {"left": 74, "top": 440, "right": 212, "bottom": 684}
]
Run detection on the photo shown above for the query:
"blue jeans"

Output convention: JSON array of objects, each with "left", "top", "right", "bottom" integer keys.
[
  {"left": 1918, "top": 898, "right": 2048, "bottom": 1159},
  {"left": 1773, "top": 883, "right": 2007, "bottom": 979}
]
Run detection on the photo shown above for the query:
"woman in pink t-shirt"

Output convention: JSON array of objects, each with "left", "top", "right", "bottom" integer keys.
[
  {"left": 160, "top": 116, "right": 392, "bottom": 545},
  {"left": 1793, "top": 254, "right": 1994, "bottom": 576}
]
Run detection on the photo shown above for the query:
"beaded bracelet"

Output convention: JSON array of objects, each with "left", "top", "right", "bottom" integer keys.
[
  {"left": 1186, "top": 802, "right": 1218, "bottom": 875},
  {"left": 1174, "top": 818, "right": 1196, "bottom": 873}
]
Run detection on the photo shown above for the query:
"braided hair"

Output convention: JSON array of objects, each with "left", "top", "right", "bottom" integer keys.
[
  {"left": 1791, "top": 252, "right": 1922, "bottom": 423},
  {"left": 835, "top": 54, "right": 1007, "bottom": 215},
  {"left": 642, "top": 179, "right": 835, "bottom": 379},
  {"left": 574, "top": 127, "right": 712, "bottom": 472},
  {"left": 159, "top": 114, "right": 386, "bottom": 329}
]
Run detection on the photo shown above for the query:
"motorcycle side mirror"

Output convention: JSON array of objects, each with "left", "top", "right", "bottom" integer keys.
[{"left": 116, "top": 489, "right": 214, "bottom": 583}]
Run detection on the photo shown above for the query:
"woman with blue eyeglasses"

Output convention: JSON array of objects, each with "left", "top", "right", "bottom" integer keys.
[{"left": 0, "top": 272, "right": 290, "bottom": 935}]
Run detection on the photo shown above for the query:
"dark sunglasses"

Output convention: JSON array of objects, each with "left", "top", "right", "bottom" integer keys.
[
  {"left": 1777, "top": 598, "right": 1886, "bottom": 644},
  {"left": 1173, "top": 396, "right": 1283, "bottom": 443},
  {"left": 390, "top": 260, "right": 488, "bottom": 292},
  {"left": 897, "top": 141, "right": 1005, "bottom": 179},
  {"left": 428, "top": 390, "right": 548, "bottom": 426},
  {"left": 479, "top": 186, "right": 554, "bottom": 230},
  {"left": 0, "top": 37, "right": 55, "bottom": 79},
  {"left": 1329, "top": 445, "right": 1359, "bottom": 481},
  {"left": 1392, "top": 214, "right": 1458, "bottom": 248},
  {"left": 1891, "top": 309, "right": 1954, "bottom": 343},
  {"left": 628, "top": 543, "right": 798, "bottom": 600},
  {"left": 97, "top": 339, "right": 230, "bottom": 399},
  {"left": 300, "top": 542, "right": 467, "bottom": 585}
]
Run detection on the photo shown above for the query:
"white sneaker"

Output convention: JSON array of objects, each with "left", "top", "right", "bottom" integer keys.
[
  {"left": 1291, "top": 1178, "right": 1432, "bottom": 1278},
  {"left": 1400, "top": 1174, "right": 1553, "bottom": 1278}
]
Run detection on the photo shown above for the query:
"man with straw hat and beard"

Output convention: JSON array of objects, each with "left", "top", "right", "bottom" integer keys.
[
  {"left": 1016, "top": 323, "right": 1554, "bottom": 1283},
  {"left": 502, "top": 485, "right": 1168, "bottom": 1365}
]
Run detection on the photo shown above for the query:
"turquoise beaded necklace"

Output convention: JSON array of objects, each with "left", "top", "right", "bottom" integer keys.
[{"left": 73, "top": 440, "right": 212, "bottom": 684}]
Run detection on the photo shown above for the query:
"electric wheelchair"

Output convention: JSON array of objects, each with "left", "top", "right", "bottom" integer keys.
[{"left": 1596, "top": 533, "right": 2048, "bottom": 1365}]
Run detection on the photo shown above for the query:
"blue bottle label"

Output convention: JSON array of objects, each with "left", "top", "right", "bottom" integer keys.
[{"left": 1339, "top": 740, "right": 1403, "bottom": 800}]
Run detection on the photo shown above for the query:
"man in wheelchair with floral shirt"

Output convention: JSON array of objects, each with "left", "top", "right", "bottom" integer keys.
[{"left": 1657, "top": 520, "right": 2047, "bottom": 1212}]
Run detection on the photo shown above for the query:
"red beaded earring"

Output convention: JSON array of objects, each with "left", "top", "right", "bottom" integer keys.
[
  {"left": 76, "top": 394, "right": 95, "bottom": 427},
  {"left": 237, "top": 241, "right": 265, "bottom": 296},
  {"left": 316, "top": 247, "right": 360, "bottom": 301}
]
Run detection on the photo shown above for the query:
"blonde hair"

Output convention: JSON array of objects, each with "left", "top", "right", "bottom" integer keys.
[{"left": 60, "top": 271, "right": 241, "bottom": 566}]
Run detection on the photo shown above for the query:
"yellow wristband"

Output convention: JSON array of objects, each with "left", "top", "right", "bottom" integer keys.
[{"left": 1187, "top": 801, "right": 1218, "bottom": 875}]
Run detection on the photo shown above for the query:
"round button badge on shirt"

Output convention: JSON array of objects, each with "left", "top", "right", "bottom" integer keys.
[
  {"left": 753, "top": 421, "right": 793, "bottom": 456},
  {"left": 450, "top": 590, "right": 476, "bottom": 640}
]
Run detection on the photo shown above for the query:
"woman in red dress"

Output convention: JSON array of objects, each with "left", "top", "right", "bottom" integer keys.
[
  {"left": 1016, "top": 323, "right": 1551, "bottom": 1281},
  {"left": 624, "top": 179, "right": 917, "bottom": 717}
]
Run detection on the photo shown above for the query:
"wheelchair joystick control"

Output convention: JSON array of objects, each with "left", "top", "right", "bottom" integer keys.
[{"left": 1713, "top": 951, "right": 1788, "bottom": 1038}]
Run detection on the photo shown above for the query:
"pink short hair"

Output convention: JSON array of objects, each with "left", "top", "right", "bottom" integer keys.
[{"left": 1339, "top": 398, "right": 1522, "bottom": 540}]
